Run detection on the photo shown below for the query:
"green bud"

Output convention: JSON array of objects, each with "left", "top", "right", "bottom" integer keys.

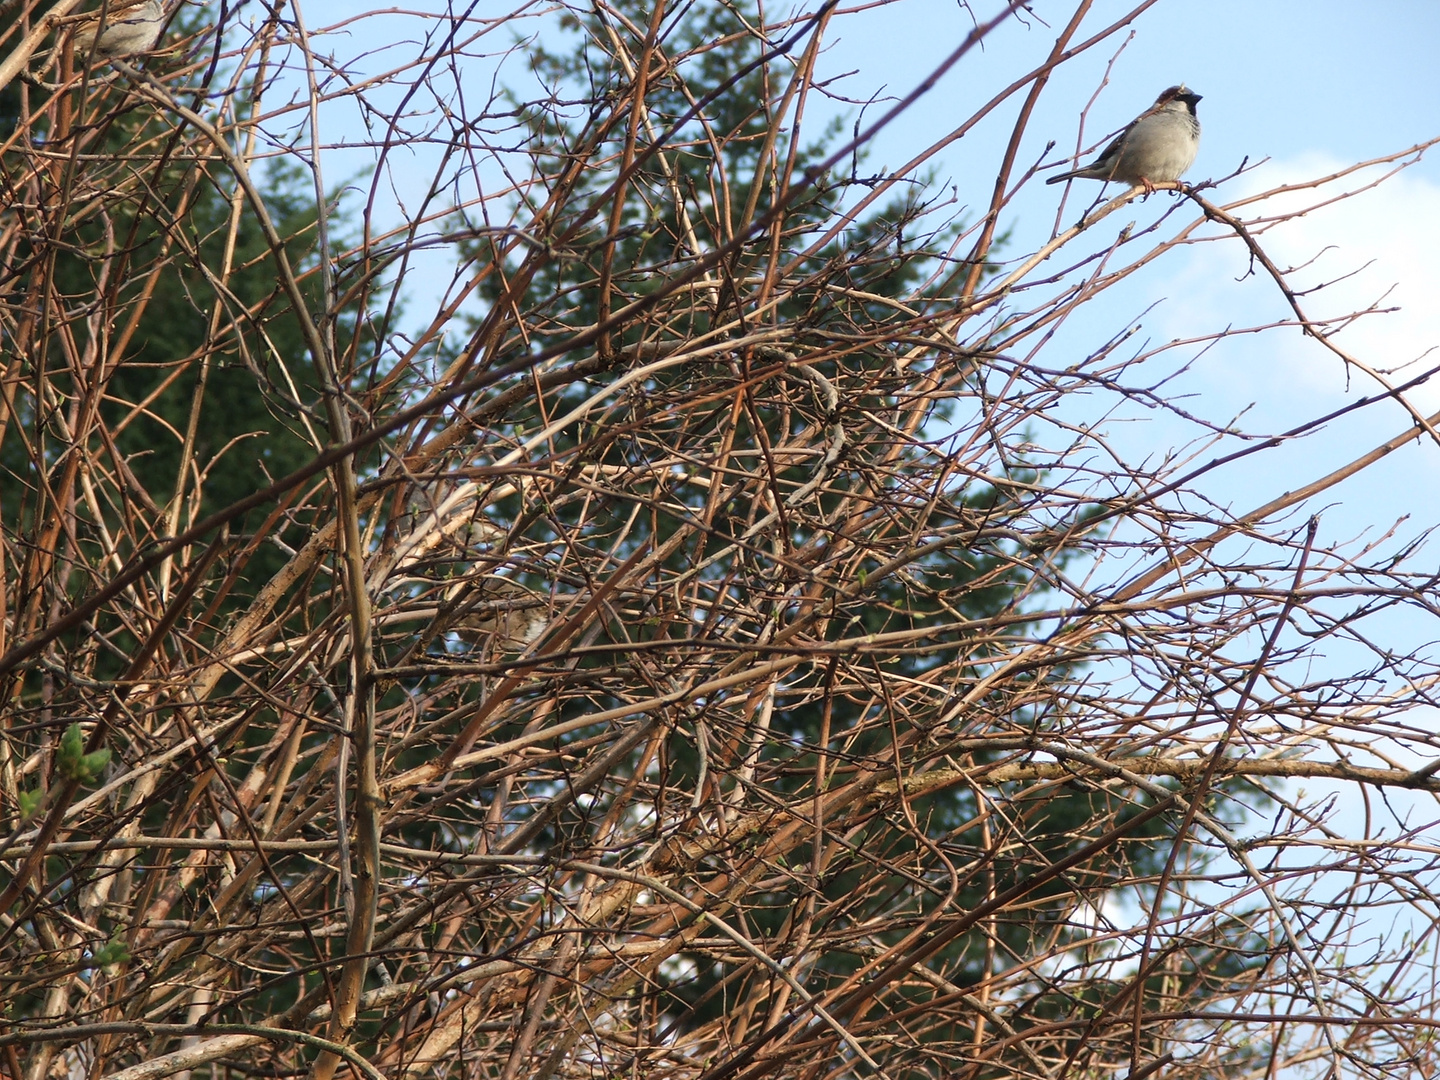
[
  {"left": 60, "top": 723, "right": 85, "bottom": 764},
  {"left": 57, "top": 724, "right": 110, "bottom": 784}
]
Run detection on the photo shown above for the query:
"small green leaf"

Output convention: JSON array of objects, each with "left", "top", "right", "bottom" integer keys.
[
  {"left": 88, "top": 937, "right": 130, "bottom": 969},
  {"left": 17, "top": 788, "right": 43, "bottom": 818}
]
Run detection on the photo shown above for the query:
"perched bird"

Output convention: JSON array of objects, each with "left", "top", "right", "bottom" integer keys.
[
  {"left": 451, "top": 577, "right": 548, "bottom": 655},
  {"left": 72, "top": 0, "right": 167, "bottom": 60},
  {"left": 1047, "top": 85, "right": 1202, "bottom": 192}
]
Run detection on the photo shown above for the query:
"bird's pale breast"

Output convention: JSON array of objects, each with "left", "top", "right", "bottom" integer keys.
[{"left": 1111, "top": 110, "right": 1200, "bottom": 184}]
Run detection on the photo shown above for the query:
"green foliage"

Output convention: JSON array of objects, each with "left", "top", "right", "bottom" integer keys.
[
  {"left": 1, "top": 72, "right": 365, "bottom": 680},
  {"left": 86, "top": 936, "right": 131, "bottom": 970},
  {"left": 16, "top": 787, "right": 44, "bottom": 818}
]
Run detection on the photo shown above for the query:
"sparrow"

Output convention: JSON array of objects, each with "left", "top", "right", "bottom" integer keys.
[
  {"left": 1047, "top": 85, "right": 1202, "bottom": 192},
  {"left": 452, "top": 578, "right": 547, "bottom": 654},
  {"left": 72, "top": 0, "right": 167, "bottom": 60}
]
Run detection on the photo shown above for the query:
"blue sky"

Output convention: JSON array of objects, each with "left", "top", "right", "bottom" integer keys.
[
  {"left": 777, "top": 2, "right": 1438, "bottom": 564},
  {"left": 819, "top": 0, "right": 1440, "bottom": 180}
]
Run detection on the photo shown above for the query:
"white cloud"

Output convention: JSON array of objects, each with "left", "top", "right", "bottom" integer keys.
[
  {"left": 1046, "top": 152, "right": 1440, "bottom": 565},
  {"left": 1166, "top": 155, "right": 1440, "bottom": 406}
]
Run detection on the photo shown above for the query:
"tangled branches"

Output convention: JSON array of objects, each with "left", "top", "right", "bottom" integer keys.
[{"left": 0, "top": 2, "right": 1438, "bottom": 1079}]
